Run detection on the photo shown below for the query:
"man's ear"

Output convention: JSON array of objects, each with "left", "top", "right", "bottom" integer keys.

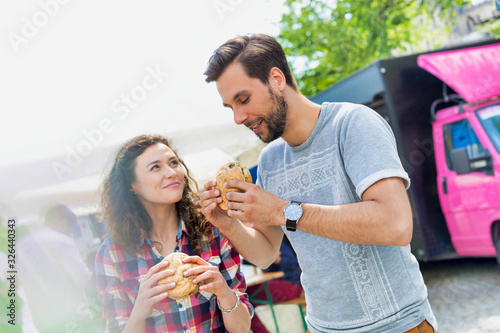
[{"left": 269, "top": 67, "right": 286, "bottom": 91}]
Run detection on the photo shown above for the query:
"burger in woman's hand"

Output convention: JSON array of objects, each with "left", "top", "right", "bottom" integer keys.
[{"left": 157, "top": 253, "right": 200, "bottom": 300}]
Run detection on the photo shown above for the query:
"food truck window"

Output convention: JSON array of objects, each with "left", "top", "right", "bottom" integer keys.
[{"left": 443, "top": 119, "right": 485, "bottom": 172}]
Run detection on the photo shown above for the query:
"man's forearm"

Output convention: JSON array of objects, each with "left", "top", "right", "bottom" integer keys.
[
  {"left": 279, "top": 177, "right": 412, "bottom": 246},
  {"left": 297, "top": 200, "right": 412, "bottom": 246},
  {"left": 220, "top": 221, "right": 283, "bottom": 268}
]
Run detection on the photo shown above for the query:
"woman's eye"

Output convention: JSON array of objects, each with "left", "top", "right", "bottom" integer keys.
[
  {"left": 170, "top": 160, "right": 179, "bottom": 167},
  {"left": 150, "top": 165, "right": 159, "bottom": 171},
  {"left": 241, "top": 97, "right": 249, "bottom": 104}
]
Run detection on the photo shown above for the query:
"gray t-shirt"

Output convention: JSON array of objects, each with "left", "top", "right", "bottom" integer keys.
[{"left": 256, "top": 102, "right": 437, "bottom": 332}]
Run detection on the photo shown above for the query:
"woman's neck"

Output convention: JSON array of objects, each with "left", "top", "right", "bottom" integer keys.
[{"left": 143, "top": 202, "right": 180, "bottom": 245}]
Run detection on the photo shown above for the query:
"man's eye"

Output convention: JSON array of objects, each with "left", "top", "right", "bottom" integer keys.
[{"left": 241, "top": 97, "right": 250, "bottom": 104}]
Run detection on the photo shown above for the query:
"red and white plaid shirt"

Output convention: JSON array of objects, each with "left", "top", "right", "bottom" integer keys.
[{"left": 95, "top": 220, "right": 252, "bottom": 332}]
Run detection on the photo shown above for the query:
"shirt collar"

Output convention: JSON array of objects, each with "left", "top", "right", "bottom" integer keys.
[
  {"left": 177, "top": 218, "right": 186, "bottom": 239},
  {"left": 141, "top": 218, "right": 187, "bottom": 246}
]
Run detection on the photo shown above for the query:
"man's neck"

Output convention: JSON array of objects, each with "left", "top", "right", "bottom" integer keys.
[{"left": 281, "top": 91, "right": 322, "bottom": 147}]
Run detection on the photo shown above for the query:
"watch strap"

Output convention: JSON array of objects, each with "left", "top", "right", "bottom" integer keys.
[
  {"left": 285, "top": 201, "right": 302, "bottom": 232},
  {"left": 286, "top": 218, "right": 297, "bottom": 232}
]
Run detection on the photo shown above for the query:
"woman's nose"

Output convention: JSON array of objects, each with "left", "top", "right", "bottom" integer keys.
[{"left": 163, "top": 166, "right": 176, "bottom": 178}]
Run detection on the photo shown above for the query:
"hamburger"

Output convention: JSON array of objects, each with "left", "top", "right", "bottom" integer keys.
[
  {"left": 215, "top": 162, "right": 253, "bottom": 211},
  {"left": 157, "top": 252, "right": 200, "bottom": 300}
]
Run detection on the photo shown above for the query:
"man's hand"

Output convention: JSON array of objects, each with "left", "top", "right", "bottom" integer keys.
[
  {"left": 223, "top": 179, "right": 288, "bottom": 227},
  {"left": 200, "top": 178, "right": 284, "bottom": 269}
]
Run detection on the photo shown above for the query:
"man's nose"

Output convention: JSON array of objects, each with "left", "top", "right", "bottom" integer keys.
[{"left": 233, "top": 107, "right": 248, "bottom": 125}]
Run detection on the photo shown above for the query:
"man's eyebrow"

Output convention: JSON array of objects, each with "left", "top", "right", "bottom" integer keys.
[{"left": 222, "top": 89, "right": 249, "bottom": 108}]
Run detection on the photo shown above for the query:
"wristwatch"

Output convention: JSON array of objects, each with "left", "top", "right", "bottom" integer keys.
[{"left": 284, "top": 201, "right": 303, "bottom": 232}]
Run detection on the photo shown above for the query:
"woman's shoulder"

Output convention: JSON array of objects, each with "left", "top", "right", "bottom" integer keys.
[
  {"left": 96, "top": 235, "right": 126, "bottom": 259},
  {"left": 207, "top": 225, "right": 230, "bottom": 246},
  {"left": 198, "top": 225, "right": 229, "bottom": 251}
]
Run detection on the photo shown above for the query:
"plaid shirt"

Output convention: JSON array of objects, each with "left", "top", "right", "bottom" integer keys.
[{"left": 95, "top": 220, "right": 252, "bottom": 332}]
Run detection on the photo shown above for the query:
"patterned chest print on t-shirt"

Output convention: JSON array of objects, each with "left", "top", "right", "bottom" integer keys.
[
  {"left": 262, "top": 146, "right": 338, "bottom": 202},
  {"left": 341, "top": 243, "right": 400, "bottom": 322}
]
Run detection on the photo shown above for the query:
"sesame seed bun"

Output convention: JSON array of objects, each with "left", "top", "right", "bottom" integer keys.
[
  {"left": 157, "top": 252, "right": 200, "bottom": 300},
  {"left": 215, "top": 162, "right": 253, "bottom": 211}
]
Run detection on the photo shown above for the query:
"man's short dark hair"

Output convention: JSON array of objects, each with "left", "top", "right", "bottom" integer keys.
[
  {"left": 204, "top": 33, "right": 297, "bottom": 91},
  {"left": 44, "top": 204, "right": 77, "bottom": 234}
]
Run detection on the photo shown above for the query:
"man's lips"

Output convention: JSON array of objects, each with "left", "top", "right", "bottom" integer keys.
[{"left": 249, "top": 120, "right": 263, "bottom": 132}]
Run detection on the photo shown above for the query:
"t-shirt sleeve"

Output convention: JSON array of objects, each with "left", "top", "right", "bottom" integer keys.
[
  {"left": 95, "top": 240, "right": 131, "bottom": 332},
  {"left": 337, "top": 105, "right": 410, "bottom": 198}
]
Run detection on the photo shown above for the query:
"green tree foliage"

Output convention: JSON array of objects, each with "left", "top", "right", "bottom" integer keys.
[{"left": 278, "top": 0, "right": 470, "bottom": 96}]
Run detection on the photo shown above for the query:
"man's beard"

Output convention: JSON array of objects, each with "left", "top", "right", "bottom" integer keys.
[{"left": 257, "top": 88, "right": 288, "bottom": 143}]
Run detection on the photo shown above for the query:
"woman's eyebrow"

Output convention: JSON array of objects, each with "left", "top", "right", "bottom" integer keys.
[{"left": 146, "top": 160, "right": 161, "bottom": 168}]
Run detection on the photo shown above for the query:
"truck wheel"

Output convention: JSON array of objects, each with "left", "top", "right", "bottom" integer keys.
[{"left": 497, "top": 237, "right": 500, "bottom": 267}]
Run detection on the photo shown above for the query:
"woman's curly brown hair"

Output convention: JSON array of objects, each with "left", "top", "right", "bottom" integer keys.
[{"left": 100, "top": 134, "right": 212, "bottom": 254}]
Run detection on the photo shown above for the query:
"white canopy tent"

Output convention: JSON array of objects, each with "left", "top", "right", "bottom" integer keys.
[{"left": 0, "top": 123, "right": 265, "bottom": 224}]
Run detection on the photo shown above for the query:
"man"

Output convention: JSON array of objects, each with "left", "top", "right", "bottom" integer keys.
[
  {"left": 201, "top": 34, "right": 437, "bottom": 333},
  {"left": 18, "top": 204, "right": 95, "bottom": 332}
]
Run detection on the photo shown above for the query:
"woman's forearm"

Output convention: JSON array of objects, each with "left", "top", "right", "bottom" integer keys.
[
  {"left": 218, "top": 289, "right": 251, "bottom": 333},
  {"left": 121, "top": 310, "right": 146, "bottom": 333}
]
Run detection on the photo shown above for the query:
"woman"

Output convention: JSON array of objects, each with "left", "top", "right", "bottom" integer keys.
[{"left": 95, "top": 134, "right": 252, "bottom": 333}]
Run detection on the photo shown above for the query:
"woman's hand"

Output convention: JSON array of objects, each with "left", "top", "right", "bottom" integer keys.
[
  {"left": 183, "top": 255, "right": 251, "bottom": 332},
  {"left": 130, "top": 261, "right": 176, "bottom": 322},
  {"left": 182, "top": 255, "right": 233, "bottom": 299},
  {"left": 200, "top": 180, "right": 237, "bottom": 232}
]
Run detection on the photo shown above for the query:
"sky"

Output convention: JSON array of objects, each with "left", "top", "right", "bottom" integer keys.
[
  {"left": 0, "top": 0, "right": 286, "bottom": 166},
  {"left": 0, "top": 1, "right": 288, "bottom": 218}
]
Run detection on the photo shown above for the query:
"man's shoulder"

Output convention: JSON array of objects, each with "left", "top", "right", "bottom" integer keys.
[
  {"left": 321, "top": 102, "right": 388, "bottom": 132},
  {"left": 323, "top": 101, "right": 375, "bottom": 118},
  {"left": 260, "top": 137, "right": 286, "bottom": 156},
  {"left": 20, "top": 224, "right": 72, "bottom": 246}
]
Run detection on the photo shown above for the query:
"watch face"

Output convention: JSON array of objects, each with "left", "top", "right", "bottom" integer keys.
[{"left": 285, "top": 203, "right": 302, "bottom": 220}]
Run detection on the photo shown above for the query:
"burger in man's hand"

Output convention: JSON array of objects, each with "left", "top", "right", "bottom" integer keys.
[{"left": 215, "top": 162, "right": 253, "bottom": 211}]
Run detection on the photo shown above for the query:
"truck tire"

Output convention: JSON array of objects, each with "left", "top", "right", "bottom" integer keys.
[{"left": 497, "top": 237, "right": 500, "bottom": 267}]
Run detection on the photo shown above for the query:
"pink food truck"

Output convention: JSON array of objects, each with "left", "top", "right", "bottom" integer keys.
[{"left": 311, "top": 38, "right": 500, "bottom": 264}]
